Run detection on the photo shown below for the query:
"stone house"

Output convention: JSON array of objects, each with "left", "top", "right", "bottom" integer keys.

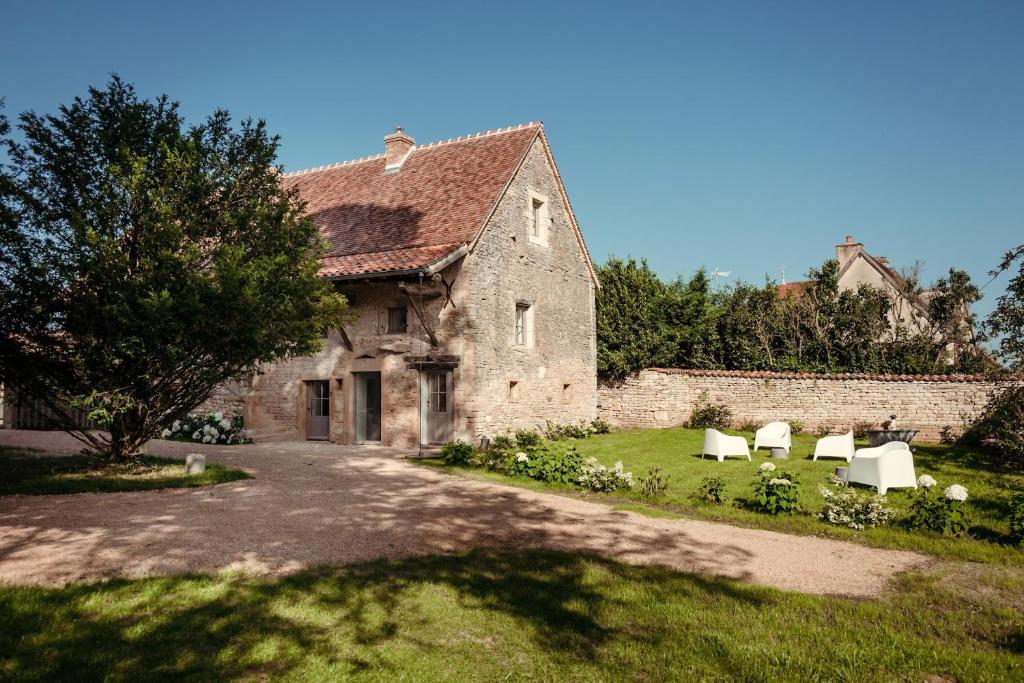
[
  {"left": 778, "top": 235, "right": 931, "bottom": 334},
  {"left": 214, "top": 123, "right": 598, "bottom": 448}
]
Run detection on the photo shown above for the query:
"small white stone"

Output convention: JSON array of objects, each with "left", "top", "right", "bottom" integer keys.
[{"left": 186, "top": 453, "right": 206, "bottom": 475}]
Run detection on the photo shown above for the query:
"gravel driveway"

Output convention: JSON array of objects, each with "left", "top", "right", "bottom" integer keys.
[{"left": 0, "top": 430, "right": 927, "bottom": 596}]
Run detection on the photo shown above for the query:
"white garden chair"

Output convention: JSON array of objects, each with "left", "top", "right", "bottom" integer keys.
[
  {"left": 847, "top": 441, "right": 917, "bottom": 495},
  {"left": 753, "top": 421, "right": 791, "bottom": 454},
  {"left": 701, "top": 428, "right": 751, "bottom": 462},
  {"left": 813, "top": 431, "right": 855, "bottom": 462}
]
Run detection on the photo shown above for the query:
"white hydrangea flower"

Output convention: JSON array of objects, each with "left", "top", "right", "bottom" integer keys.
[
  {"left": 208, "top": 427, "right": 219, "bottom": 438},
  {"left": 172, "top": 420, "right": 181, "bottom": 432},
  {"left": 213, "top": 412, "right": 223, "bottom": 421},
  {"left": 944, "top": 484, "right": 968, "bottom": 501},
  {"left": 917, "top": 474, "right": 937, "bottom": 488},
  {"left": 202, "top": 435, "right": 213, "bottom": 444},
  {"left": 161, "top": 428, "right": 172, "bottom": 438},
  {"left": 760, "top": 462, "right": 777, "bottom": 473},
  {"left": 768, "top": 478, "right": 792, "bottom": 486},
  {"left": 192, "top": 430, "right": 202, "bottom": 440},
  {"left": 515, "top": 452, "right": 529, "bottom": 463},
  {"left": 219, "top": 418, "right": 232, "bottom": 431}
]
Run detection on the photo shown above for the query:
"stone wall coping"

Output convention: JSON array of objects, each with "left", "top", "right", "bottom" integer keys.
[{"left": 637, "top": 368, "right": 997, "bottom": 383}]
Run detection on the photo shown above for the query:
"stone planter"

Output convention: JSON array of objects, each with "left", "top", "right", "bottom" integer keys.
[
  {"left": 769, "top": 447, "right": 789, "bottom": 459},
  {"left": 835, "top": 466, "right": 849, "bottom": 482},
  {"left": 865, "top": 429, "right": 918, "bottom": 446},
  {"left": 185, "top": 453, "right": 206, "bottom": 475}
]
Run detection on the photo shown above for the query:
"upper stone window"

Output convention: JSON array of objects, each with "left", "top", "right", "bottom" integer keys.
[
  {"left": 515, "top": 302, "right": 531, "bottom": 346},
  {"left": 526, "top": 190, "right": 549, "bottom": 246},
  {"left": 387, "top": 306, "right": 408, "bottom": 334}
]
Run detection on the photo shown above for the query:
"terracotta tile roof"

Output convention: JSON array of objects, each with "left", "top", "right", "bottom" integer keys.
[
  {"left": 777, "top": 281, "right": 811, "bottom": 298},
  {"left": 283, "top": 123, "right": 542, "bottom": 278}
]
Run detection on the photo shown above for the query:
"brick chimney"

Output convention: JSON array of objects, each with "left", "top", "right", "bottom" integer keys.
[
  {"left": 835, "top": 235, "right": 863, "bottom": 269},
  {"left": 384, "top": 127, "right": 415, "bottom": 172}
]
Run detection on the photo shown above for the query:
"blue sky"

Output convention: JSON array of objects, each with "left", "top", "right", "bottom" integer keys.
[{"left": 3, "top": 0, "right": 1022, "bottom": 316}]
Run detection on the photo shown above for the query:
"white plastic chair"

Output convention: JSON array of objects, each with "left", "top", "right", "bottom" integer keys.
[
  {"left": 753, "top": 421, "right": 791, "bottom": 454},
  {"left": 701, "top": 428, "right": 751, "bottom": 462},
  {"left": 813, "top": 431, "right": 855, "bottom": 462},
  {"left": 847, "top": 441, "right": 917, "bottom": 495}
]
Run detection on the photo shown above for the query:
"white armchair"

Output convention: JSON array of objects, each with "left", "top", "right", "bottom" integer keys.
[
  {"left": 702, "top": 428, "right": 751, "bottom": 462},
  {"left": 813, "top": 431, "right": 855, "bottom": 462},
  {"left": 754, "top": 421, "right": 791, "bottom": 454},
  {"left": 847, "top": 441, "right": 917, "bottom": 495}
]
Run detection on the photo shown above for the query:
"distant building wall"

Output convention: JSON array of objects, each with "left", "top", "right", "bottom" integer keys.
[{"left": 597, "top": 368, "right": 1004, "bottom": 442}]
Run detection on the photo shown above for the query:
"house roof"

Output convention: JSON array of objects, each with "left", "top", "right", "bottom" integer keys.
[
  {"left": 282, "top": 122, "right": 595, "bottom": 284},
  {"left": 777, "top": 281, "right": 811, "bottom": 298}
]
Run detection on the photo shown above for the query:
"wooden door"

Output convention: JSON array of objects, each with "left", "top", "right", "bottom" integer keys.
[
  {"left": 306, "top": 380, "right": 330, "bottom": 440},
  {"left": 421, "top": 370, "right": 453, "bottom": 445}
]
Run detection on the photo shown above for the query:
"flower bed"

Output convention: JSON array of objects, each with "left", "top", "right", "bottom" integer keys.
[{"left": 161, "top": 412, "right": 247, "bottom": 445}]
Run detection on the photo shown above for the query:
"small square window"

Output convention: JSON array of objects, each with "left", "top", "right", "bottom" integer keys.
[
  {"left": 515, "top": 303, "right": 530, "bottom": 346},
  {"left": 509, "top": 380, "right": 520, "bottom": 401},
  {"left": 387, "top": 306, "right": 407, "bottom": 334}
]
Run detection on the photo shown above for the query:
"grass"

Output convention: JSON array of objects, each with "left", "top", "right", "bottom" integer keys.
[
  {"left": 0, "top": 549, "right": 1020, "bottom": 681},
  {"left": 0, "top": 447, "right": 250, "bottom": 496},
  {"left": 423, "top": 428, "right": 1024, "bottom": 565}
]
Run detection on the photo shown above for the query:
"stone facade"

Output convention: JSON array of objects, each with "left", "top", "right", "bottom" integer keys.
[
  {"left": 204, "top": 137, "right": 597, "bottom": 448},
  {"left": 597, "top": 368, "right": 1004, "bottom": 442}
]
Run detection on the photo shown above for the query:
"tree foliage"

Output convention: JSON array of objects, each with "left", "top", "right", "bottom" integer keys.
[
  {"left": 595, "top": 255, "right": 987, "bottom": 381},
  {"left": 985, "top": 244, "right": 1024, "bottom": 371},
  {"left": 0, "top": 78, "right": 347, "bottom": 460}
]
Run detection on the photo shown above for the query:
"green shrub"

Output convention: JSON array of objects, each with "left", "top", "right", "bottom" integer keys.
[
  {"left": 514, "top": 430, "right": 543, "bottom": 449},
  {"left": 590, "top": 418, "right": 612, "bottom": 434},
  {"left": 735, "top": 419, "right": 760, "bottom": 433},
  {"left": 818, "top": 476, "right": 894, "bottom": 530},
  {"left": 577, "top": 457, "right": 634, "bottom": 492},
  {"left": 1010, "top": 492, "right": 1024, "bottom": 546},
  {"left": 440, "top": 440, "right": 475, "bottom": 466},
  {"left": 694, "top": 476, "right": 727, "bottom": 505},
  {"left": 750, "top": 462, "right": 801, "bottom": 515},
  {"left": 852, "top": 421, "right": 874, "bottom": 439},
  {"left": 638, "top": 467, "right": 670, "bottom": 499},
  {"left": 962, "top": 386, "right": 1024, "bottom": 471},
  {"left": 686, "top": 391, "right": 732, "bottom": 430},
  {"left": 544, "top": 420, "right": 591, "bottom": 440},
  {"left": 906, "top": 476, "right": 971, "bottom": 537},
  {"left": 162, "top": 412, "right": 247, "bottom": 445},
  {"left": 506, "top": 444, "right": 584, "bottom": 485},
  {"left": 788, "top": 420, "right": 805, "bottom": 435},
  {"left": 490, "top": 435, "right": 515, "bottom": 451},
  {"left": 938, "top": 425, "right": 959, "bottom": 445}
]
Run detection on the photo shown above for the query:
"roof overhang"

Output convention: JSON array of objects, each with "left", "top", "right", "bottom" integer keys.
[{"left": 322, "top": 244, "right": 468, "bottom": 282}]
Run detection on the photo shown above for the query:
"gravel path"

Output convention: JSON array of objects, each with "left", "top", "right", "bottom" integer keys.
[{"left": 0, "top": 430, "right": 928, "bottom": 596}]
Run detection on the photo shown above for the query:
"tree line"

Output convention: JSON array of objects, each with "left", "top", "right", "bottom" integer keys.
[{"left": 595, "top": 256, "right": 990, "bottom": 381}]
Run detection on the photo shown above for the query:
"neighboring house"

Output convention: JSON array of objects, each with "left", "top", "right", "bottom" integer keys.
[
  {"left": 208, "top": 123, "right": 598, "bottom": 448},
  {"left": 779, "top": 236, "right": 931, "bottom": 334}
]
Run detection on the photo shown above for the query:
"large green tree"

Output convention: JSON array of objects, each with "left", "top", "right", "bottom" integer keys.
[
  {"left": 986, "top": 245, "right": 1024, "bottom": 371},
  {"left": 0, "top": 78, "right": 347, "bottom": 461}
]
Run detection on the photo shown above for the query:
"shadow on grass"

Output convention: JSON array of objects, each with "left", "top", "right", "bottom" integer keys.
[{"left": 0, "top": 549, "right": 772, "bottom": 681}]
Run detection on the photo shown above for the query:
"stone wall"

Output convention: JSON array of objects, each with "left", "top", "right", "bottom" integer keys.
[
  {"left": 457, "top": 136, "right": 597, "bottom": 438},
  {"left": 597, "top": 369, "right": 1003, "bottom": 442}
]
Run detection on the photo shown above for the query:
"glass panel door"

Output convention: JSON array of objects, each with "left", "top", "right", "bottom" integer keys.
[
  {"left": 306, "top": 380, "right": 330, "bottom": 440},
  {"left": 354, "top": 372, "right": 382, "bottom": 443}
]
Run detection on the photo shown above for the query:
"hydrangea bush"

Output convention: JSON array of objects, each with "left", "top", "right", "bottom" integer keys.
[
  {"left": 819, "top": 476, "right": 894, "bottom": 530},
  {"left": 750, "top": 462, "right": 801, "bottom": 514},
  {"left": 161, "top": 412, "right": 246, "bottom": 445},
  {"left": 577, "top": 457, "right": 634, "bottom": 492},
  {"left": 907, "top": 475, "right": 971, "bottom": 537}
]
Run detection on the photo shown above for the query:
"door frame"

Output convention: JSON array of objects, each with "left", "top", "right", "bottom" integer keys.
[
  {"left": 304, "top": 379, "right": 331, "bottom": 441},
  {"left": 419, "top": 368, "right": 454, "bottom": 446}
]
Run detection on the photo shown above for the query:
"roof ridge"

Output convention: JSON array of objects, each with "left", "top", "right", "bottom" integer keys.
[{"left": 281, "top": 121, "right": 542, "bottom": 178}]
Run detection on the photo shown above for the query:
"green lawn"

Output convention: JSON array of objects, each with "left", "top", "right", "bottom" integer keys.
[
  {"left": 425, "top": 428, "right": 1024, "bottom": 565},
  {"left": 0, "top": 549, "right": 1020, "bottom": 681},
  {"left": 0, "top": 447, "right": 250, "bottom": 496}
]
